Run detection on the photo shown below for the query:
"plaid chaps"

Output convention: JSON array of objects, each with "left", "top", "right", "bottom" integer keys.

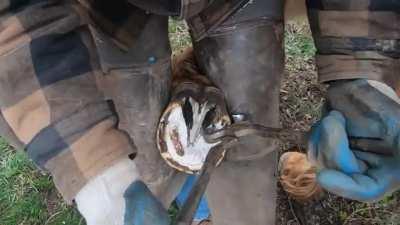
[
  {"left": 0, "top": 0, "right": 242, "bottom": 204},
  {"left": 306, "top": 0, "right": 400, "bottom": 92},
  {"left": 0, "top": 0, "right": 148, "bottom": 202}
]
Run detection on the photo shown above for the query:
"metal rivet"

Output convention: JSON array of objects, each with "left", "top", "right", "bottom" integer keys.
[
  {"left": 232, "top": 113, "right": 247, "bottom": 122},
  {"left": 148, "top": 56, "right": 157, "bottom": 64}
]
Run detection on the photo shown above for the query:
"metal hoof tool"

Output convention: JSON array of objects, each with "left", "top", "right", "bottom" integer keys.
[
  {"left": 172, "top": 122, "right": 394, "bottom": 225},
  {"left": 157, "top": 81, "right": 394, "bottom": 225}
]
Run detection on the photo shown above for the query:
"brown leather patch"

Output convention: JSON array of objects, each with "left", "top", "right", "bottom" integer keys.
[
  {"left": 2, "top": 90, "right": 50, "bottom": 144},
  {"left": 0, "top": 16, "right": 31, "bottom": 56},
  {"left": 187, "top": 0, "right": 250, "bottom": 41},
  {"left": 316, "top": 11, "right": 400, "bottom": 39},
  {"left": 42, "top": 71, "right": 104, "bottom": 122},
  {"left": 70, "top": 119, "right": 135, "bottom": 179},
  {"left": 316, "top": 53, "right": 400, "bottom": 90},
  {"left": 45, "top": 150, "right": 86, "bottom": 204},
  {"left": 0, "top": 44, "right": 40, "bottom": 108},
  {"left": 45, "top": 118, "right": 135, "bottom": 202}
]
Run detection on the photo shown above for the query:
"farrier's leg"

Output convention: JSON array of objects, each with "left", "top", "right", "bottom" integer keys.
[
  {"left": 187, "top": 0, "right": 284, "bottom": 224},
  {"left": 87, "top": 1, "right": 186, "bottom": 206},
  {"left": 0, "top": 0, "right": 136, "bottom": 203}
]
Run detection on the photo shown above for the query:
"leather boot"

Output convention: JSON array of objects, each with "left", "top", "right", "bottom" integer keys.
[{"left": 188, "top": 0, "right": 284, "bottom": 224}]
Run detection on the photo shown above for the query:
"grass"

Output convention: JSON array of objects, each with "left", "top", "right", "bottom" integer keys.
[
  {"left": 281, "top": 22, "right": 323, "bottom": 131},
  {"left": 0, "top": 138, "right": 83, "bottom": 225},
  {"left": 0, "top": 19, "right": 399, "bottom": 225},
  {"left": 169, "top": 19, "right": 192, "bottom": 53}
]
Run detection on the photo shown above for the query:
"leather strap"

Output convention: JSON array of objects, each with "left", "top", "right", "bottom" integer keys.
[
  {"left": 179, "top": 0, "right": 213, "bottom": 19},
  {"left": 187, "top": 0, "right": 250, "bottom": 41},
  {"left": 315, "top": 37, "right": 400, "bottom": 58},
  {"left": 307, "top": 0, "right": 400, "bottom": 88}
]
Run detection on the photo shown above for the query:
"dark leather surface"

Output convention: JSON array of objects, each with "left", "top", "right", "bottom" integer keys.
[{"left": 190, "top": 1, "right": 284, "bottom": 223}]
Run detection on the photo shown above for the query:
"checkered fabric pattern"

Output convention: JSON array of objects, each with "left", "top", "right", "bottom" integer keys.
[
  {"left": 0, "top": 0, "right": 149, "bottom": 203},
  {"left": 306, "top": 0, "right": 400, "bottom": 92}
]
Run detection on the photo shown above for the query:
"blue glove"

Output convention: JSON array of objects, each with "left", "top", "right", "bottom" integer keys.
[
  {"left": 309, "top": 111, "right": 400, "bottom": 202},
  {"left": 308, "top": 111, "right": 367, "bottom": 175},
  {"left": 309, "top": 79, "right": 400, "bottom": 202},
  {"left": 326, "top": 79, "right": 400, "bottom": 155},
  {"left": 175, "top": 175, "right": 210, "bottom": 222},
  {"left": 124, "top": 181, "right": 170, "bottom": 225}
]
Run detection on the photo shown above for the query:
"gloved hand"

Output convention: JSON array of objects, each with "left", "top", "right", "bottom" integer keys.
[
  {"left": 75, "top": 159, "right": 170, "bottom": 225},
  {"left": 308, "top": 79, "right": 400, "bottom": 202}
]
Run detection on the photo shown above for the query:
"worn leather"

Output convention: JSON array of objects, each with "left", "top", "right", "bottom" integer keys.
[
  {"left": 189, "top": 0, "right": 284, "bottom": 223},
  {"left": 127, "top": 0, "right": 181, "bottom": 16},
  {"left": 306, "top": 0, "right": 400, "bottom": 89},
  {"left": 186, "top": 0, "right": 250, "bottom": 41},
  {"left": 93, "top": 14, "right": 187, "bottom": 206},
  {"left": 179, "top": 0, "right": 214, "bottom": 19},
  {"left": 94, "top": 0, "right": 285, "bottom": 222}
]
